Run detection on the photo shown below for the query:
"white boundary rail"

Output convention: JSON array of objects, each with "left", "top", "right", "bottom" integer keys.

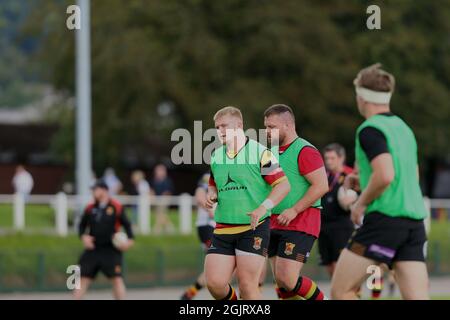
[
  {"left": 0, "top": 195, "right": 448, "bottom": 237},
  {"left": 0, "top": 193, "right": 193, "bottom": 236}
]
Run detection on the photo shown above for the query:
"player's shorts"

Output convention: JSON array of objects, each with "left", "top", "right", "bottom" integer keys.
[
  {"left": 207, "top": 219, "right": 270, "bottom": 257},
  {"left": 318, "top": 223, "right": 354, "bottom": 265},
  {"left": 347, "top": 212, "right": 427, "bottom": 268},
  {"left": 197, "top": 225, "right": 214, "bottom": 250},
  {"left": 79, "top": 247, "right": 123, "bottom": 279},
  {"left": 268, "top": 229, "right": 316, "bottom": 263}
]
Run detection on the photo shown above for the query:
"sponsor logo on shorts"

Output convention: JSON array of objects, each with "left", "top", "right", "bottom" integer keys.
[
  {"left": 284, "top": 242, "right": 295, "bottom": 256},
  {"left": 253, "top": 237, "right": 262, "bottom": 250},
  {"left": 368, "top": 244, "right": 395, "bottom": 259}
]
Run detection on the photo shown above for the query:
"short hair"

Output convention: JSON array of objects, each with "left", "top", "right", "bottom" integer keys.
[
  {"left": 354, "top": 63, "right": 395, "bottom": 92},
  {"left": 323, "top": 143, "right": 346, "bottom": 158},
  {"left": 213, "top": 106, "right": 243, "bottom": 122},
  {"left": 132, "top": 170, "right": 145, "bottom": 181},
  {"left": 263, "top": 104, "right": 295, "bottom": 121}
]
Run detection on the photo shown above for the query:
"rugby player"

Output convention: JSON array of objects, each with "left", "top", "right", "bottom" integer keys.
[
  {"left": 204, "top": 106, "right": 291, "bottom": 300},
  {"left": 331, "top": 64, "right": 429, "bottom": 300}
]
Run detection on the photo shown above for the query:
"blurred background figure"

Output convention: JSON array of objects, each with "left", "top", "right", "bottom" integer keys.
[
  {"left": 151, "top": 164, "right": 175, "bottom": 234},
  {"left": 130, "top": 170, "right": 151, "bottom": 225},
  {"left": 12, "top": 165, "right": 34, "bottom": 198},
  {"left": 74, "top": 180, "right": 134, "bottom": 300},
  {"left": 131, "top": 170, "right": 150, "bottom": 196},
  {"left": 180, "top": 172, "right": 215, "bottom": 300},
  {"left": 319, "top": 143, "right": 355, "bottom": 278},
  {"left": 103, "top": 167, "right": 123, "bottom": 196}
]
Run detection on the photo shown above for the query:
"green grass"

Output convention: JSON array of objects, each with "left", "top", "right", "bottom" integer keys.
[
  {"left": 0, "top": 204, "right": 56, "bottom": 228},
  {"left": 0, "top": 206, "right": 449, "bottom": 292},
  {"left": 0, "top": 233, "right": 202, "bottom": 291},
  {"left": 0, "top": 204, "right": 192, "bottom": 231}
]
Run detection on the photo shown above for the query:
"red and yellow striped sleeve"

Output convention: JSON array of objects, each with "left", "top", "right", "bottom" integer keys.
[{"left": 260, "top": 149, "right": 287, "bottom": 186}]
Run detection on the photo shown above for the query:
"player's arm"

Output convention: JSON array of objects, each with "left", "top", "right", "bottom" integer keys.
[
  {"left": 195, "top": 187, "right": 208, "bottom": 208},
  {"left": 196, "top": 186, "right": 214, "bottom": 218},
  {"left": 351, "top": 127, "right": 394, "bottom": 225},
  {"left": 118, "top": 208, "right": 135, "bottom": 251},
  {"left": 248, "top": 150, "right": 291, "bottom": 229},
  {"left": 292, "top": 167, "right": 328, "bottom": 212},
  {"left": 79, "top": 208, "right": 95, "bottom": 250},
  {"left": 354, "top": 154, "right": 394, "bottom": 208},
  {"left": 205, "top": 172, "right": 218, "bottom": 209},
  {"left": 277, "top": 147, "right": 328, "bottom": 226}
]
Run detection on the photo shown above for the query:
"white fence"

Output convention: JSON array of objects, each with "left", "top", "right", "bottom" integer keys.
[
  {"left": 0, "top": 193, "right": 194, "bottom": 237},
  {"left": 0, "top": 195, "right": 449, "bottom": 237}
]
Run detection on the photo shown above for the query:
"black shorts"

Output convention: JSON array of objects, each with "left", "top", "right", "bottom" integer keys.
[
  {"left": 207, "top": 219, "right": 270, "bottom": 257},
  {"left": 268, "top": 229, "right": 316, "bottom": 263},
  {"left": 197, "top": 225, "right": 214, "bottom": 249},
  {"left": 79, "top": 247, "right": 123, "bottom": 279},
  {"left": 347, "top": 212, "right": 427, "bottom": 268},
  {"left": 318, "top": 224, "right": 354, "bottom": 266}
]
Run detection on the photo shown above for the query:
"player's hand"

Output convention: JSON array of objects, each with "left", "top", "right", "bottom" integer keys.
[
  {"left": 118, "top": 239, "right": 135, "bottom": 252},
  {"left": 82, "top": 235, "right": 95, "bottom": 250},
  {"left": 205, "top": 190, "right": 218, "bottom": 209},
  {"left": 247, "top": 205, "right": 267, "bottom": 230},
  {"left": 277, "top": 208, "right": 298, "bottom": 226},
  {"left": 350, "top": 201, "right": 365, "bottom": 226},
  {"left": 344, "top": 173, "right": 360, "bottom": 192}
]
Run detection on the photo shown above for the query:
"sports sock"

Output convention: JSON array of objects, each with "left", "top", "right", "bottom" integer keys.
[
  {"left": 277, "top": 276, "right": 325, "bottom": 300},
  {"left": 220, "top": 284, "right": 237, "bottom": 300},
  {"left": 181, "top": 281, "right": 203, "bottom": 300}
]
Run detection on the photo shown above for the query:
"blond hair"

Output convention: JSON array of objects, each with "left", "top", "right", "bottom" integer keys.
[
  {"left": 213, "top": 106, "right": 243, "bottom": 122},
  {"left": 354, "top": 63, "right": 395, "bottom": 92}
]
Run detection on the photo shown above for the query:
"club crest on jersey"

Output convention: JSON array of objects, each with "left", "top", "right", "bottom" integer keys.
[
  {"left": 284, "top": 242, "right": 296, "bottom": 256},
  {"left": 107, "top": 206, "right": 114, "bottom": 215},
  {"left": 253, "top": 237, "right": 262, "bottom": 250}
]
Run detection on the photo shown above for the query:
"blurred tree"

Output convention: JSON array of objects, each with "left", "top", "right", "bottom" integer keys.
[
  {"left": 21, "top": 0, "right": 450, "bottom": 173},
  {"left": 0, "top": 0, "right": 42, "bottom": 107}
]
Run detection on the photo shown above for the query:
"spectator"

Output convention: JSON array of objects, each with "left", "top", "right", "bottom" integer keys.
[
  {"left": 103, "top": 167, "right": 123, "bottom": 196},
  {"left": 131, "top": 170, "right": 150, "bottom": 196},
  {"left": 12, "top": 165, "right": 34, "bottom": 198},
  {"left": 130, "top": 170, "right": 151, "bottom": 225},
  {"left": 151, "top": 164, "right": 175, "bottom": 234}
]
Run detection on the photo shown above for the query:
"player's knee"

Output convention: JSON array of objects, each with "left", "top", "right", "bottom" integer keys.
[
  {"left": 238, "top": 279, "right": 257, "bottom": 298},
  {"left": 205, "top": 276, "right": 227, "bottom": 294},
  {"left": 275, "top": 271, "right": 297, "bottom": 291}
]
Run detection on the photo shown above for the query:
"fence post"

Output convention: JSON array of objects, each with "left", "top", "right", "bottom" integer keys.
[
  {"left": 13, "top": 193, "right": 25, "bottom": 231},
  {"left": 138, "top": 193, "right": 150, "bottom": 235},
  {"left": 179, "top": 193, "right": 192, "bottom": 235},
  {"left": 55, "top": 192, "right": 68, "bottom": 236}
]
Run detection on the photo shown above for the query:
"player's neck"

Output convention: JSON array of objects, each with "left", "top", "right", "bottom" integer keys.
[
  {"left": 281, "top": 133, "right": 298, "bottom": 147},
  {"left": 97, "top": 197, "right": 110, "bottom": 206},
  {"left": 226, "top": 131, "right": 246, "bottom": 154},
  {"left": 365, "top": 105, "right": 390, "bottom": 119},
  {"left": 331, "top": 165, "right": 343, "bottom": 174}
]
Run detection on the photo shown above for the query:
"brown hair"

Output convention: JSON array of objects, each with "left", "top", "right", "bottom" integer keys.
[
  {"left": 354, "top": 63, "right": 395, "bottom": 92},
  {"left": 263, "top": 104, "right": 295, "bottom": 119},
  {"left": 323, "top": 143, "right": 346, "bottom": 159},
  {"left": 213, "top": 106, "right": 243, "bottom": 121}
]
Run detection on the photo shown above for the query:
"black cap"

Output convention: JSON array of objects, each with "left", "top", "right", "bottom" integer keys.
[{"left": 91, "top": 180, "right": 109, "bottom": 191}]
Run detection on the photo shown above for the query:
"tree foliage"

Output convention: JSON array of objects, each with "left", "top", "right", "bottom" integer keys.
[{"left": 22, "top": 0, "right": 450, "bottom": 167}]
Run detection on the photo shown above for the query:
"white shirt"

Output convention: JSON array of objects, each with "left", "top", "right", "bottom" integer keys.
[
  {"left": 12, "top": 171, "right": 34, "bottom": 195},
  {"left": 136, "top": 180, "right": 150, "bottom": 195}
]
